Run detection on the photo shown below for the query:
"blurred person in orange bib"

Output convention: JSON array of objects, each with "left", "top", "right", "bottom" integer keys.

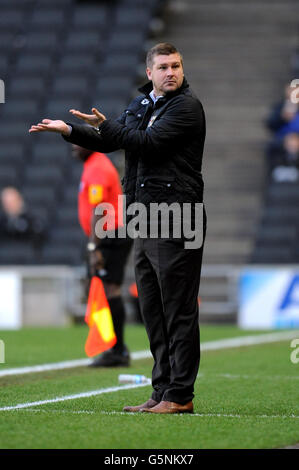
[{"left": 73, "top": 144, "right": 133, "bottom": 367}]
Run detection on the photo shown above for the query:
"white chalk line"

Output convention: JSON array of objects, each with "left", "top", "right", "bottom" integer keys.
[
  {"left": 0, "top": 381, "right": 151, "bottom": 412},
  {"left": 3, "top": 408, "right": 299, "bottom": 421},
  {"left": 1, "top": 330, "right": 298, "bottom": 378},
  {"left": 0, "top": 330, "right": 298, "bottom": 413}
]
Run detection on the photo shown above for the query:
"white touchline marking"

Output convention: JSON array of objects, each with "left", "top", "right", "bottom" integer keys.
[
  {"left": 0, "top": 350, "right": 151, "bottom": 378},
  {"left": 3, "top": 408, "right": 299, "bottom": 420},
  {"left": 1, "top": 330, "right": 298, "bottom": 378},
  {"left": 0, "top": 380, "right": 151, "bottom": 412}
]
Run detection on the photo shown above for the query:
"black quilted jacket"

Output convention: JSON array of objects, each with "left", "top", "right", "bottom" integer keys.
[{"left": 64, "top": 78, "right": 206, "bottom": 208}]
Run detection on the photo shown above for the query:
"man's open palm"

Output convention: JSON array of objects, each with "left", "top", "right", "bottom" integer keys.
[
  {"left": 69, "top": 107, "right": 106, "bottom": 127},
  {"left": 29, "top": 119, "right": 70, "bottom": 135}
]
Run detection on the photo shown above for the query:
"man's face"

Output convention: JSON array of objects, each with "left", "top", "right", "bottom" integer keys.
[{"left": 146, "top": 53, "right": 184, "bottom": 97}]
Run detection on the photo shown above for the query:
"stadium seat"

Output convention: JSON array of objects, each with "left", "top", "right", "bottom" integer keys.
[
  {"left": 0, "top": 56, "right": 8, "bottom": 77},
  {"left": 0, "top": 122, "right": 30, "bottom": 141},
  {"left": 31, "top": 143, "right": 70, "bottom": 166},
  {"left": 9, "top": 77, "right": 46, "bottom": 98},
  {"left": 5, "top": 100, "right": 40, "bottom": 119},
  {"left": 48, "top": 227, "right": 85, "bottom": 245},
  {"left": 255, "top": 226, "right": 297, "bottom": 245},
  {"left": 45, "top": 99, "right": 84, "bottom": 120},
  {"left": 96, "top": 76, "right": 133, "bottom": 98},
  {"left": 92, "top": 96, "right": 128, "bottom": 119},
  {"left": 52, "top": 77, "right": 90, "bottom": 97},
  {"left": 65, "top": 32, "right": 104, "bottom": 52},
  {"left": 15, "top": 54, "right": 53, "bottom": 75},
  {"left": 0, "top": 0, "right": 156, "bottom": 266},
  {"left": 23, "top": 31, "right": 59, "bottom": 51},
  {"left": 41, "top": 244, "right": 83, "bottom": 265},
  {"left": 0, "top": 166, "right": 19, "bottom": 188},
  {"left": 36, "top": 0, "right": 72, "bottom": 6},
  {"left": 58, "top": 53, "right": 97, "bottom": 73},
  {"left": 0, "top": 143, "right": 25, "bottom": 166},
  {"left": 56, "top": 206, "right": 79, "bottom": 227},
  {"left": 0, "top": 32, "right": 15, "bottom": 52},
  {"left": 104, "top": 53, "right": 140, "bottom": 76},
  {"left": 72, "top": 6, "right": 108, "bottom": 28},
  {"left": 108, "top": 31, "right": 146, "bottom": 52},
  {"left": 31, "top": 9, "right": 65, "bottom": 28},
  {"left": 0, "top": 10, "right": 25, "bottom": 31},
  {"left": 22, "top": 186, "right": 58, "bottom": 210},
  {"left": 0, "top": 241, "right": 36, "bottom": 265},
  {"left": 24, "top": 166, "right": 65, "bottom": 187},
  {"left": 114, "top": 6, "right": 151, "bottom": 27},
  {"left": 63, "top": 186, "right": 79, "bottom": 206}
]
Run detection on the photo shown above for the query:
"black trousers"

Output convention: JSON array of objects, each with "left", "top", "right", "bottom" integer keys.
[{"left": 134, "top": 211, "right": 206, "bottom": 404}]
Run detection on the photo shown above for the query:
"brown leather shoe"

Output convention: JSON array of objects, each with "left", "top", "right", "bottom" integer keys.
[
  {"left": 123, "top": 398, "right": 159, "bottom": 413},
  {"left": 142, "top": 400, "right": 193, "bottom": 414}
]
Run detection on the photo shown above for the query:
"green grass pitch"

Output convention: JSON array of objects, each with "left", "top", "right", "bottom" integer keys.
[{"left": 0, "top": 324, "right": 298, "bottom": 449}]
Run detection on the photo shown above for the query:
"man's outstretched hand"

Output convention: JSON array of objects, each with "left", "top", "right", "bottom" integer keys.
[
  {"left": 29, "top": 108, "right": 106, "bottom": 135},
  {"left": 69, "top": 107, "right": 106, "bottom": 127},
  {"left": 29, "top": 119, "right": 71, "bottom": 135}
]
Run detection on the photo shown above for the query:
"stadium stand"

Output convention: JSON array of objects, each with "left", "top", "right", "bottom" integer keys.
[
  {"left": 0, "top": 0, "right": 163, "bottom": 266},
  {"left": 251, "top": 28, "right": 299, "bottom": 264}
]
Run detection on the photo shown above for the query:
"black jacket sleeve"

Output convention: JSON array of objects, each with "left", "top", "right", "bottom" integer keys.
[
  {"left": 63, "top": 96, "right": 204, "bottom": 156},
  {"left": 62, "top": 111, "right": 127, "bottom": 153}
]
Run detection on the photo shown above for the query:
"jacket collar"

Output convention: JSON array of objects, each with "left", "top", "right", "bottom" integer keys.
[{"left": 138, "top": 77, "right": 189, "bottom": 103}]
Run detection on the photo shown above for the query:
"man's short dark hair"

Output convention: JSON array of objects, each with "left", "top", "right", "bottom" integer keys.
[{"left": 146, "top": 43, "right": 183, "bottom": 69}]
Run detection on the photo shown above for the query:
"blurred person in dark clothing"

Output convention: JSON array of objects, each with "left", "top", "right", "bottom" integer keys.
[
  {"left": 266, "top": 83, "right": 298, "bottom": 133},
  {"left": 0, "top": 186, "right": 46, "bottom": 245},
  {"left": 266, "top": 83, "right": 299, "bottom": 160},
  {"left": 269, "top": 132, "right": 299, "bottom": 182}
]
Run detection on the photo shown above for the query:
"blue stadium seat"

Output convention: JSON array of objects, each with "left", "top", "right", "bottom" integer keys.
[
  {"left": 9, "top": 77, "right": 46, "bottom": 98},
  {"left": 24, "top": 31, "right": 59, "bottom": 51},
  {"left": 24, "top": 166, "right": 65, "bottom": 187},
  {"left": 22, "top": 185, "right": 58, "bottom": 210},
  {"left": 31, "top": 143, "right": 70, "bottom": 166},
  {"left": 15, "top": 54, "right": 53, "bottom": 75},
  {"left": 0, "top": 143, "right": 25, "bottom": 166},
  {"left": 41, "top": 244, "right": 83, "bottom": 265},
  {"left": 56, "top": 206, "right": 79, "bottom": 227},
  {"left": 45, "top": 98, "right": 84, "bottom": 120},
  {"left": 5, "top": 99, "right": 40, "bottom": 119},
  {"left": 0, "top": 10, "right": 24, "bottom": 31},
  {"left": 65, "top": 32, "right": 103, "bottom": 52},
  {"left": 72, "top": 5, "right": 108, "bottom": 28},
  {"left": 0, "top": 241, "right": 36, "bottom": 265},
  {"left": 0, "top": 166, "right": 19, "bottom": 187},
  {"left": 31, "top": 9, "right": 65, "bottom": 28},
  {"left": 58, "top": 53, "right": 97, "bottom": 73},
  {"left": 0, "top": 122, "right": 30, "bottom": 141},
  {"left": 48, "top": 227, "right": 85, "bottom": 245},
  {"left": 52, "top": 76, "right": 90, "bottom": 97}
]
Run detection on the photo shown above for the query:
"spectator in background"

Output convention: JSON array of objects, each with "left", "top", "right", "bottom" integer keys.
[
  {"left": 270, "top": 132, "right": 299, "bottom": 182},
  {"left": 0, "top": 186, "right": 46, "bottom": 246},
  {"left": 266, "top": 83, "right": 299, "bottom": 169},
  {"left": 266, "top": 83, "right": 299, "bottom": 134},
  {"left": 72, "top": 144, "right": 133, "bottom": 367}
]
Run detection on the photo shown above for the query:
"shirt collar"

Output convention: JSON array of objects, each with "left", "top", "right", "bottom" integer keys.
[{"left": 149, "top": 90, "right": 164, "bottom": 104}]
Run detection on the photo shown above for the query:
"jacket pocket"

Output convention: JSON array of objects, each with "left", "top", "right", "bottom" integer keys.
[{"left": 139, "top": 176, "right": 176, "bottom": 204}]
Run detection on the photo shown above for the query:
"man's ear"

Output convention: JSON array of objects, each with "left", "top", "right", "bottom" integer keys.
[{"left": 146, "top": 67, "right": 152, "bottom": 81}]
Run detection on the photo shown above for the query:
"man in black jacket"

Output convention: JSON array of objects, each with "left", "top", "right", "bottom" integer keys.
[{"left": 29, "top": 43, "right": 206, "bottom": 414}]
